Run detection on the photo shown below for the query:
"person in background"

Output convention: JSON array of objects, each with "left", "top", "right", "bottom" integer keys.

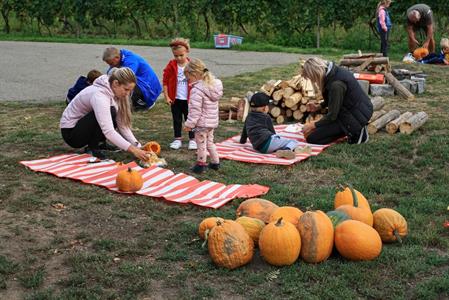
[
  {"left": 301, "top": 57, "right": 373, "bottom": 145},
  {"left": 183, "top": 58, "right": 222, "bottom": 174},
  {"left": 376, "top": 0, "right": 392, "bottom": 57},
  {"left": 406, "top": 3, "right": 435, "bottom": 53},
  {"left": 60, "top": 67, "right": 148, "bottom": 161},
  {"left": 419, "top": 38, "right": 449, "bottom": 65},
  {"left": 103, "top": 47, "right": 162, "bottom": 111},
  {"left": 66, "top": 69, "right": 102, "bottom": 104},
  {"left": 240, "top": 92, "right": 302, "bottom": 160},
  {"left": 163, "top": 38, "right": 197, "bottom": 150}
]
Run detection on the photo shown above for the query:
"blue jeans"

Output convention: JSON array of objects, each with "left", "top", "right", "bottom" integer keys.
[{"left": 264, "top": 135, "right": 299, "bottom": 153}]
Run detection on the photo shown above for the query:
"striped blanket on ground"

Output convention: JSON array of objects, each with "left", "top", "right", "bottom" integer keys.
[
  {"left": 20, "top": 154, "right": 269, "bottom": 209},
  {"left": 216, "top": 123, "right": 334, "bottom": 165}
]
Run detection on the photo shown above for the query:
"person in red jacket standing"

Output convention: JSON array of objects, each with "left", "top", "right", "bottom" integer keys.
[{"left": 163, "top": 38, "right": 197, "bottom": 150}]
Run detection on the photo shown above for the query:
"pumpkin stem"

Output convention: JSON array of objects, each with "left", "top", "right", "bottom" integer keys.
[
  {"left": 216, "top": 219, "right": 223, "bottom": 226},
  {"left": 201, "top": 229, "right": 210, "bottom": 248},
  {"left": 337, "top": 183, "right": 345, "bottom": 192},
  {"left": 275, "top": 217, "right": 283, "bottom": 226},
  {"left": 393, "top": 229, "right": 403, "bottom": 244},
  {"left": 348, "top": 184, "right": 359, "bottom": 207},
  {"left": 127, "top": 167, "right": 132, "bottom": 172}
]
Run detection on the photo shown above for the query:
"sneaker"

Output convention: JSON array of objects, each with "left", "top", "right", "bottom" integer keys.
[
  {"left": 294, "top": 145, "right": 312, "bottom": 154},
  {"left": 356, "top": 126, "right": 369, "bottom": 144},
  {"left": 170, "top": 139, "right": 182, "bottom": 150},
  {"left": 191, "top": 164, "right": 207, "bottom": 174},
  {"left": 208, "top": 163, "right": 220, "bottom": 171},
  {"left": 188, "top": 140, "right": 198, "bottom": 150},
  {"left": 275, "top": 149, "right": 296, "bottom": 160},
  {"left": 84, "top": 147, "right": 106, "bottom": 160}
]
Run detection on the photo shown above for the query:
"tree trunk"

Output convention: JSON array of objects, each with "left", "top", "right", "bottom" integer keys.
[
  {"left": 130, "top": 15, "right": 142, "bottom": 38},
  {"left": 1, "top": 9, "right": 11, "bottom": 34},
  {"left": 203, "top": 12, "right": 210, "bottom": 41},
  {"left": 316, "top": 9, "right": 320, "bottom": 49}
]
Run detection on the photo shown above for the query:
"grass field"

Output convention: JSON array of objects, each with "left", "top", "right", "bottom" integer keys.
[{"left": 0, "top": 59, "right": 448, "bottom": 299}]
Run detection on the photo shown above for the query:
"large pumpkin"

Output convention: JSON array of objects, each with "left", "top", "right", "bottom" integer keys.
[
  {"left": 236, "top": 198, "right": 279, "bottom": 223},
  {"left": 334, "top": 185, "right": 371, "bottom": 210},
  {"left": 335, "top": 220, "right": 382, "bottom": 261},
  {"left": 143, "top": 141, "right": 161, "bottom": 155},
  {"left": 413, "top": 47, "right": 429, "bottom": 60},
  {"left": 207, "top": 220, "right": 254, "bottom": 269},
  {"left": 373, "top": 208, "right": 408, "bottom": 243},
  {"left": 116, "top": 167, "right": 143, "bottom": 192},
  {"left": 236, "top": 216, "right": 265, "bottom": 244},
  {"left": 297, "top": 211, "right": 334, "bottom": 263},
  {"left": 326, "top": 210, "right": 351, "bottom": 228},
  {"left": 335, "top": 187, "right": 373, "bottom": 226},
  {"left": 268, "top": 206, "right": 304, "bottom": 227},
  {"left": 198, "top": 217, "right": 225, "bottom": 240},
  {"left": 258, "top": 218, "right": 301, "bottom": 266}
]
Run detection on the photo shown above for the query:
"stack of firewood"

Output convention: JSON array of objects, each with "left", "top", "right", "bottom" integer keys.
[
  {"left": 340, "top": 52, "right": 390, "bottom": 74},
  {"left": 218, "top": 97, "right": 247, "bottom": 122},
  {"left": 367, "top": 96, "right": 428, "bottom": 135},
  {"left": 255, "top": 74, "right": 326, "bottom": 124}
]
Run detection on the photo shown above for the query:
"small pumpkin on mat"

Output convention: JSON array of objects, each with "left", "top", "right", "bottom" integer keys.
[{"left": 116, "top": 167, "right": 143, "bottom": 192}]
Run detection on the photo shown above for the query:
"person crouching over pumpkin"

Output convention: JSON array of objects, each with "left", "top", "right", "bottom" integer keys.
[{"left": 301, "top": 57, "right": 373, "bottom": 145}]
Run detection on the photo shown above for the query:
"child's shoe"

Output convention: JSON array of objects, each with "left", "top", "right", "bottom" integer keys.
[
  {"left": 275, "top": 149, "right": 296, "bottom": 160},
  {"left": 294, "top": 145, "right": 312, "bottom": 154},
  {"left": 191, "top": 163, "right": 207, "bottom": 174},
  {"left": 188, "top": 140, "right": 198, "bottom": 150},
  {"left": 208, "top": 163, "right": 220, "bottom": 171},
  {"left": 170, "top": 139, "right": 182, "bottom": 150}
]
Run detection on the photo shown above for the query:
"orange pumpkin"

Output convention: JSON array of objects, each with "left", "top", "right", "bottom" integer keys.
[
  {"left": 335, "top": 186, "right": 373, "bottom": 226},
  {"left": 236, "top": 198, "right": 279, "bottom": 223},
  {"left": 334, "top": 185, "right": 371, "bottom": 210},
  {"left": 268, "top": 206, "right": 304, "bottom": 227},
  {"left": 413, "top": 47, "right": 429, "bottom": 60},
  {"left": 373, "top": 208, "right": 408, "bottom": 243},
  {"left": 116, "top": 167, "right": 143, "bottom": 192},
  {"left": 297, "top": 211, "right": 334, "bottom": 263},
  {"left": 208, "top": 219, "right": 254, "bottom": 269},
  {"left": 198, "top": 217, "right": 224, "bottom": 240},
  {"left": 335, "top": 220, "right": 382, "bottom": 261},
  {"left": 236, "top": 216, "right": 265, "bottom": 244},
  {"left": 259, "top": 218, "right": 301, "bottom": 266},
  {"left": 143, "top": 141, "right": 161, "bottom": 155}
]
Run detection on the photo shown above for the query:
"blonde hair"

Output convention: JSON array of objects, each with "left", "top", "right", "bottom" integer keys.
[
  {"left": 377, "top": 0, "right": 391, "bottom": 11},
  {"left": 103, "top": 47, "right": 120, "bottom": 61},
  {"left": 301, "top": 57, "right": 328, "bottom": 92},
  {"left": 440, "top": 38, "right": 449, "bottom": 49},
  {"left": 108, "top": 67, "right": 136, "bottom": 128},
  {"left": 169, "top": 37, "right": 190, "bottom": 51},
  {"left": 185, "top": 58, "right": 216, "bottom": 86}
]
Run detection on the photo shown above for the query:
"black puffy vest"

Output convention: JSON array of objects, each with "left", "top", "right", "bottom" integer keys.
[{"left": 323, "top": 65, "right": 373, "bottom": 143}]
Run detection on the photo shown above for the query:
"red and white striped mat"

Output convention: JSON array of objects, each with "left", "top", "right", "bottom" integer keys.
[
  {"left": 216, "top": 124, "right": 334, "bottom": 165},
  {"left": 20, "top": 154, "right": 269, "bottom": 209}
]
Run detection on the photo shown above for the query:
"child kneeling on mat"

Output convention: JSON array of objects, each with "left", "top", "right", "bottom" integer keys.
[{"left": 240, "top": 92, "right": 301, "bottom": 160}]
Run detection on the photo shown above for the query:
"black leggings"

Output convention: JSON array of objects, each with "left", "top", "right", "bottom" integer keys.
[
  {"left": 171, "top": 99, "right": 194, "bottom": 139},
  {"left": 380, "top": 30, "right": 389, "bottom": 57},
  {"left": 61, "top": 107, "right": 117, "bottom": 149},
  {"left": 306, "top": 121, "right": 346, "bottom": 145}
]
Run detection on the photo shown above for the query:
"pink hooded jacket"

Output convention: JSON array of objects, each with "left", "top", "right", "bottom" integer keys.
[
  {"left": 185, "top": 79, "right": 223, "bottom": 129},
  {"left": 60, "top": 75, "right": 140, "bottom": 151}
]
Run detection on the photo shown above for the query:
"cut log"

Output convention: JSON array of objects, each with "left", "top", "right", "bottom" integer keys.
[
  {"left": 219, "top": 110, "right": 237, "bottom": 120},
  {"left": 288, "top": 75, "right": 303, "bottom": 89},
  {"left": 276, "top": 115, "right": 285, "bottom": 124},
  {"left": 293, "top": 110, "right": 304, "bottom": 120},
  {"left": 269, "top": 105, "right": 282, "bottom": 118},
  {"left": 272, "top": 89, "right": 284, "bottom": 101},
  {"left": 260, "top": 80, "right": 282, "bottom": 96},
  {"left": 399, "top": 112, "right": 428, "bottom": 134},
  {"left": 230, "top": 97, "right": 241, "bottom": 104},
  {"left": 385, "top": 72, "right": 415, "bottom": 101},
  {"left": 283, "top": 87, "right": 295, "bottom": 99},
  {"left": 290, "top": 104, "right": 299, "bottom": 111},
  {"left": 340, "top": 57, "right": 389, "bottom": 67},
  {"left": 284, "top": 92, "right": 302, "bottom": 108},
  {"left": 236, "top": 98, "right": 248, "bottom": 121},
  {"left": 371, "top": 96, "right": 385, "bottom": 111},
  {"left": 301, "top": 96, "right": 310, "bottom": 104},
  {"left": 367, "top": 109, "right": 401, "bottom": 134},
  {"left": 285, "top": 109, "right": 293, "bottom": 118},
  {"left": 219, "top": 103, "right": 237, "bottom": 111},
  {"left": 299, "top": 104, "right": 308, "bottom": 113},
  {"left": 386, "top": 112, "right": 413, "bottom": 134},
  {"left": 343, "top": 53, "right": 383, "bottom": 59},
  {"left": 280, "top": 102, "right": 286, "bottom": 108},
  {"left": 279, "top": 80, "right": 290, "bottom": 89},
  {"left": 369, "top": 109, "right": 387, "bottom": 123},
  {"left": 354, "top": 57, "right": 374, "bottom": 73}
]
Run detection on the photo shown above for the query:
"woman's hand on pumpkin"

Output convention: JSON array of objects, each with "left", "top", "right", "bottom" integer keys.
[{"left": 128, "top": 145, "right": 148, "bottom": 161}]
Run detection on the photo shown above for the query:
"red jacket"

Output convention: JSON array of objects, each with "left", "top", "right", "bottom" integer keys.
[{"left": 162, "top": 59, "right": 191, "bottom": 101}]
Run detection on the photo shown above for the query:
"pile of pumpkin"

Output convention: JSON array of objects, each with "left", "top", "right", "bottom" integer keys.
[{"left": 199, "top": 186, "right": 408, "bottom": 269}]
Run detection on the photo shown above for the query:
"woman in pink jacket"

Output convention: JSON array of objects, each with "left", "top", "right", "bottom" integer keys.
[
  {"left": 60, "top": 67, "right": 148, "bottom": 161},
  {"left": 183, "top": 58, "right": 223, "bottom": 174}
]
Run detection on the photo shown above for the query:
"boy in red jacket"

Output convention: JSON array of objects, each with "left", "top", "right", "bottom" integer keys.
[{"left": 163, "top": 38, "right": 197, "bottom": 150}]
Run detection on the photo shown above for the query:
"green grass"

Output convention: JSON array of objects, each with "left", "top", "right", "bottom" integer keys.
[{"left": 0, "top": 57, "right": 448, "bottom": 299}]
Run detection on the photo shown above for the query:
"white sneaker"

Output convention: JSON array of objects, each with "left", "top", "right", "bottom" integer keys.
[
  {"left": 188, "top": 140, "right": 198, "bottom": 150},
  {"left": 170, "top": 140, "right": 182, "bottom": 150}
]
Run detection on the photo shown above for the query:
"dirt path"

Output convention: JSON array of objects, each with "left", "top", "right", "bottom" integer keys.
[{"left": 0, "top": 41, "right": 300, "bottom": 102}]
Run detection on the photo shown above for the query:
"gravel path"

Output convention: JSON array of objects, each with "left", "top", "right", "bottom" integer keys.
[{"left": 0, "top": 41, "right": 300, "bottom": 102}]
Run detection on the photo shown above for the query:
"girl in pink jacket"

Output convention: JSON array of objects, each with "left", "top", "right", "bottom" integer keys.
[{"left": 183, "top": 58, "right": 223, "bottom": 174}]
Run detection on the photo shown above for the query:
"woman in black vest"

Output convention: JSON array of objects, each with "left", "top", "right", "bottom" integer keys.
[{"left": 301, "top": 57, "right": 373, "bottom": 145}]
